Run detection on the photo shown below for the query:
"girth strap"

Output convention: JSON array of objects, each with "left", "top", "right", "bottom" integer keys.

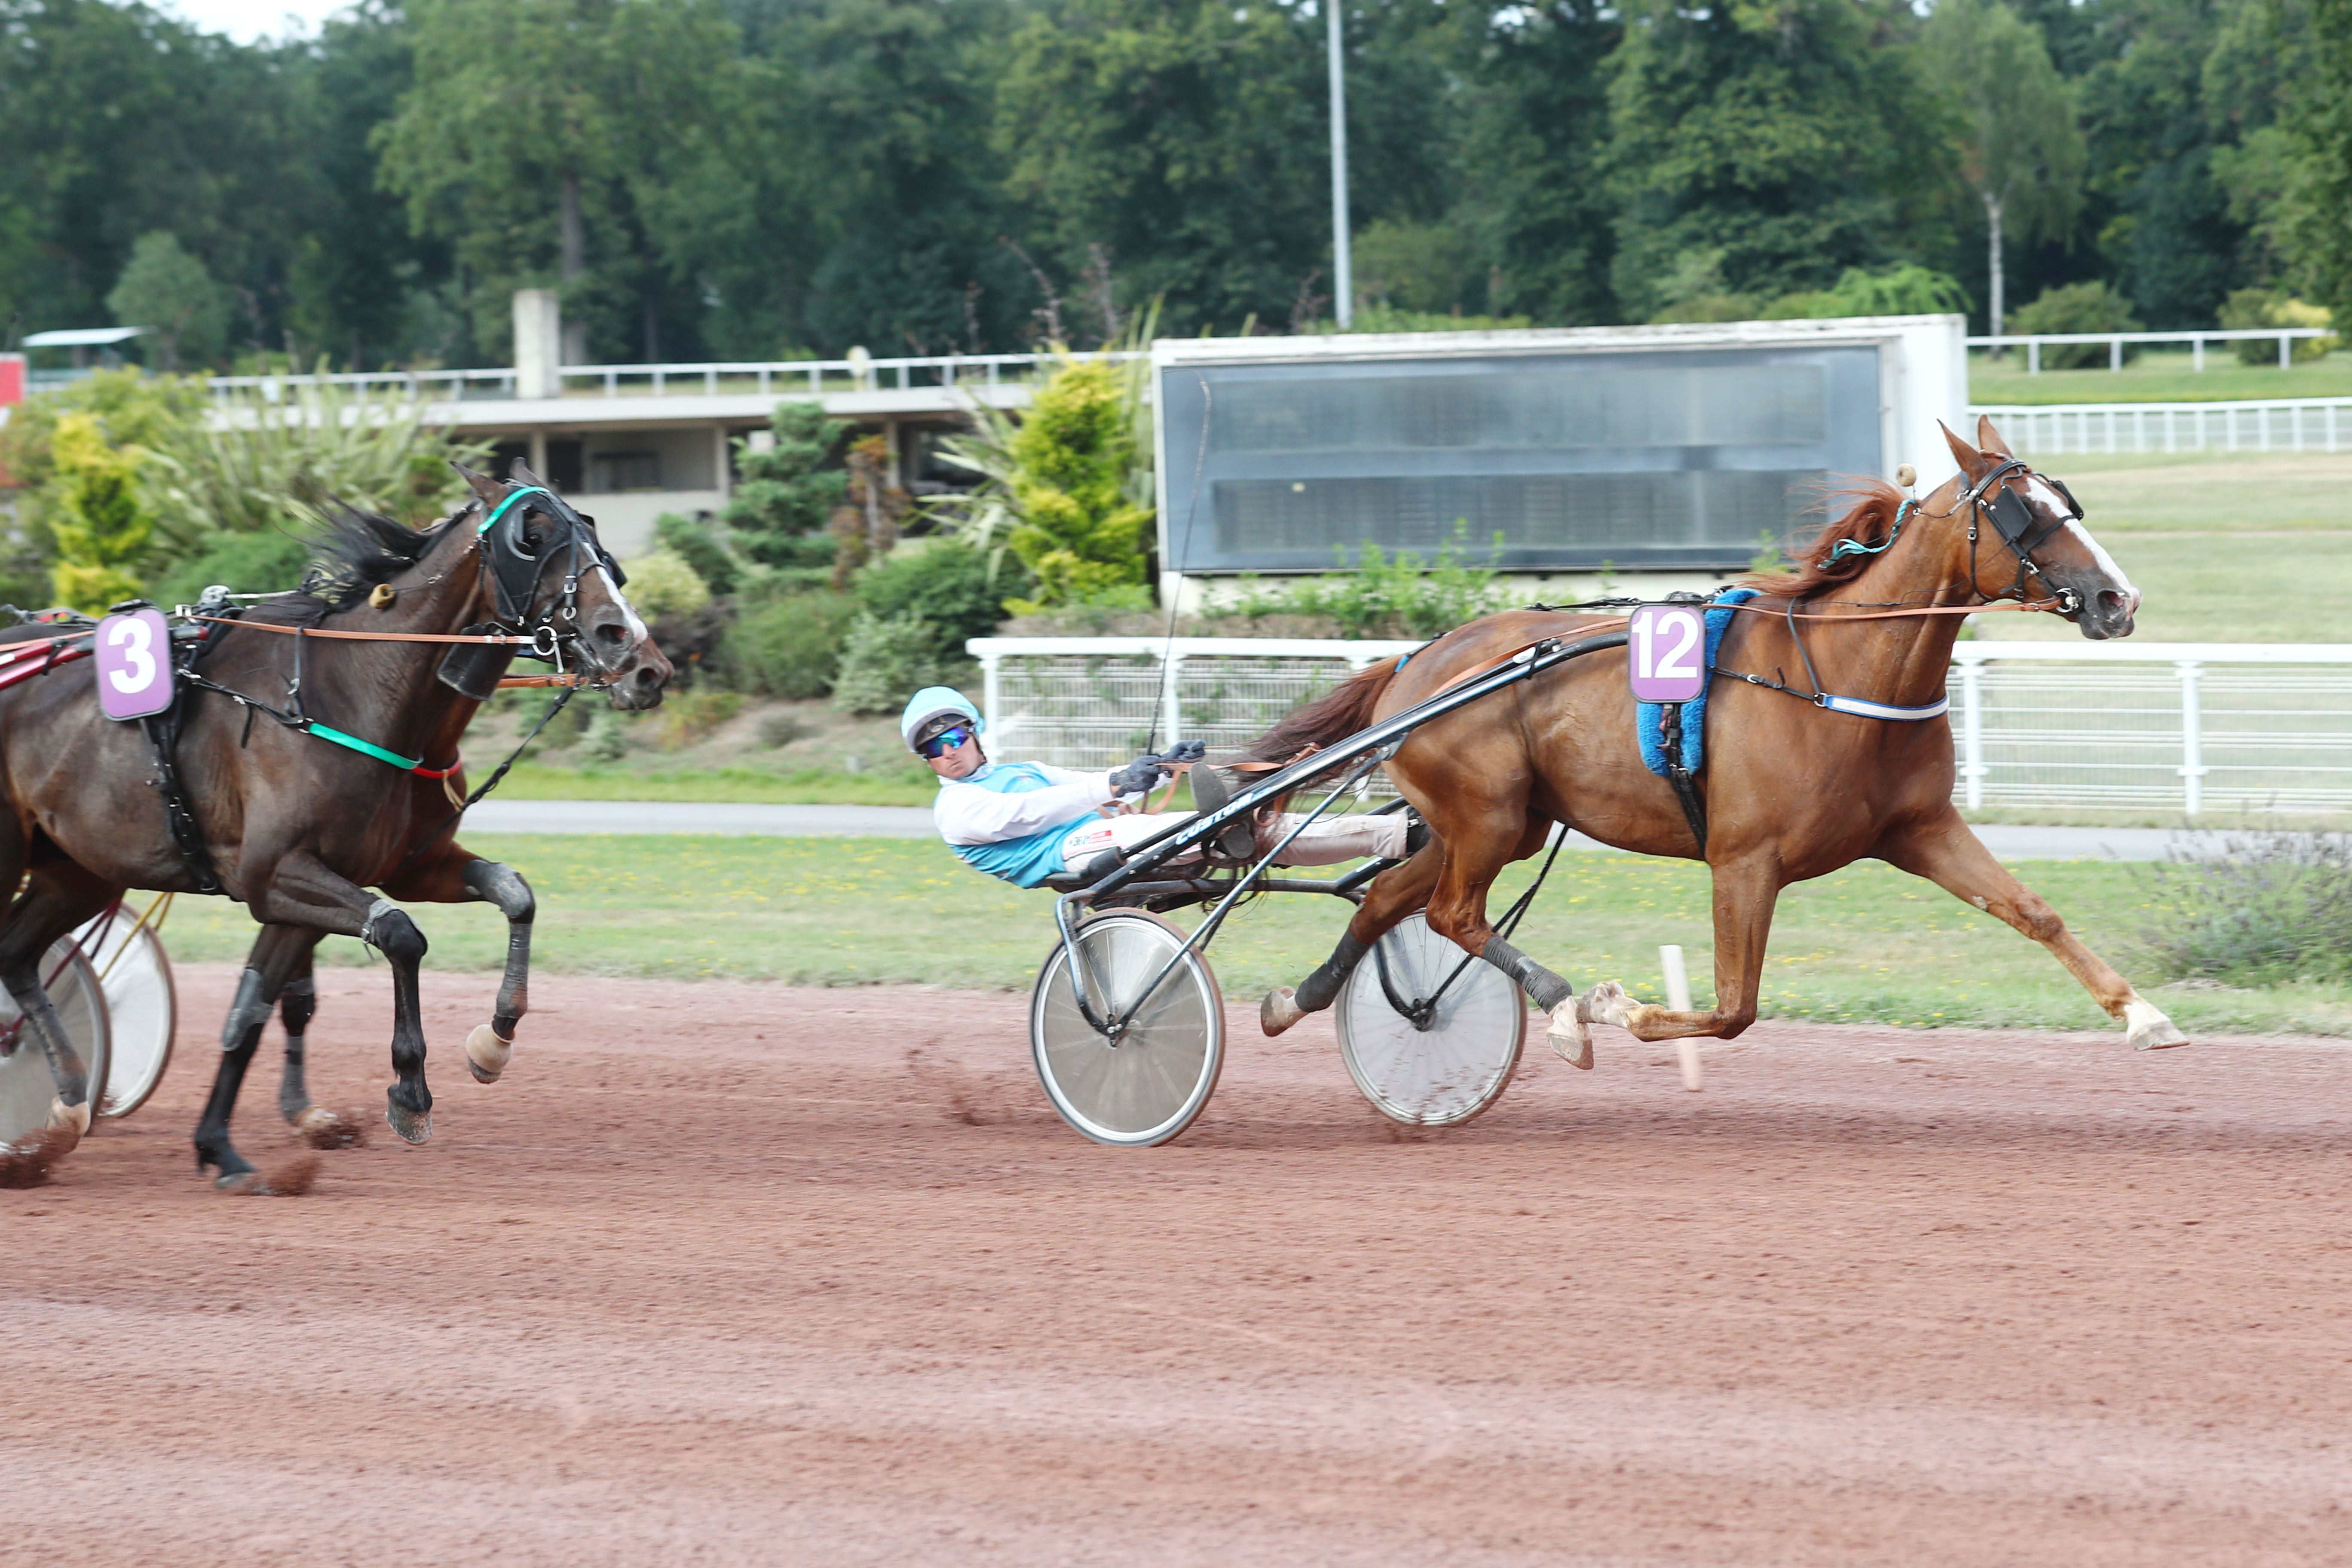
[{"left": 138, "top": 702, "right": 225, "bottom": 898}]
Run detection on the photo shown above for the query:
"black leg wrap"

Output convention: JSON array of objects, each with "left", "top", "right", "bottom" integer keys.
[
  {"left": 220, "top": 966, "right": 271, "bottom": 1054},
  {"left": 1480, "top": 936, "right": 1575, "bottom": 1012},
  {"left": 1294, "top": 932, "right": 1371, "bottom": 1014}
]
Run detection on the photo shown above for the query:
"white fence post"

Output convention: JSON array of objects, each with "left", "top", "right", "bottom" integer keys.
[
  {"left": 2176, "top": 660, "right": 2205, "bottom": 816},
  {"left": 1160, "top": 652, "right": 1185, "bottom": 745},
  {"left": 1959, "top": 656, "right": 1987, "bottom": 811}
]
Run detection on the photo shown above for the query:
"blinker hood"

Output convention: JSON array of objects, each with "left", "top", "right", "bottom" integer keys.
[{"left": 475, "top": 484, "right": 627, "bottom": 626}]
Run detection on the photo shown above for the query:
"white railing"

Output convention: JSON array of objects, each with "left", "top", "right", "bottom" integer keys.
[
  {"left": 204, "top": 350, "right": 1143, "bottom": 405},
  {"left": 1967, "top": 397, "right": 2352, "bottom": 455},
  {"left": 971, "top": 637, "right": 2352, "bottom": 816},
  {"left": 1968, "top": 328, "right": 2334, "bottom": 374}
]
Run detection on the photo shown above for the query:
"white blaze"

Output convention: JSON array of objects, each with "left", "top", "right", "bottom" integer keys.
[{"left": 2026, "top": 476, "right": 2138, "bottom": 603}]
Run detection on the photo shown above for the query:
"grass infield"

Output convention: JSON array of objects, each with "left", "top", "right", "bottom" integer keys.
[{"left": 148, "top": 834, "right": 2352, "bottom": 1037}]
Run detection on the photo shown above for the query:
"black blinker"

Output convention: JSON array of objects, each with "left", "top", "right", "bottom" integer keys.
[
  {"left": 1986, "top": 484, "right": 2037, "bottom": 545},
  {"left": 2050, "top": 477, "right": 2085, "bottom": 519}
]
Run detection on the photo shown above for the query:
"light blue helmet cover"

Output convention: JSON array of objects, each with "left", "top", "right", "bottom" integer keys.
[{"left": 901, "top": 686, "right": 985, "bottom": 750}]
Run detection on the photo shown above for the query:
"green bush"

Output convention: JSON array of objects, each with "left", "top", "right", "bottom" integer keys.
[
  {"left": 1206, "top": 532, "right": 1509, "bottom": 639},
  {"left": 725, "top": 591, "right": 851, "bottom": 699},
  {"left": 2219, "top": 289, "right": 2338, "bottom": 365},
  {"left": 853, "top": 543, "right": 1025, "bottom": 665},
  {"left": 723, "top": 403, "right": 848, "bottom": 568},
  {"left": 149, "top": 530, "right": 318, "bottom": 610},
  {"left": 2132, "top": 830, "right": 2352, "bottom": 986},
  {"left": 2007, "top": 282, "right": 2143, "bottom": 368},
  {"left": 654, "top": 512, "right": 740, "bottom": 595},
  {"left": 1000, "top": 358, "right": 1154, "bottom": 612},
  {"left": 830, "top": 609, "right": 939, "bottom": 716},
  {"left": 617, "top": 548, "right": 711, "bottom": 620},
  {"left": 1763, "top": 264, "right": 1970, "bottom": 321}
]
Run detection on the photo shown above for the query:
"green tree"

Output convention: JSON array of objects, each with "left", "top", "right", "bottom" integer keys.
[
  {"left": 1000, "top": 358, "right": 1152, "bottom": 612},
  {"left": 2273, "top": 0, "right": 2352, "bottom": 322},
  {"left": 719, "top": 402, "right": 849, "bottom": 568},
  {"left": 1603, "top": 0, "right": 1946, "bottom": 321},
  {"left": 46, "top": 412, "right": 152, "bottom": 610},
  {"left": 106, "top": 232, "right": 231, "bottom": 371},
  {"left": 1925, "top": 0, "right": 2083, "bottom": 339},
  {"left": 378, "top": 0, "right": 743, "bottom": 361}
]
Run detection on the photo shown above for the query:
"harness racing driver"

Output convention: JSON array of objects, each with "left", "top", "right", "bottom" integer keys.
[{"left": 902, "top": 686, "right": 1411, "bottom": 887}]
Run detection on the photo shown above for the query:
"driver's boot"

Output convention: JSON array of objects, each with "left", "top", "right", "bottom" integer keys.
[{"left": 1189, "top": 762, "right": 1260, "bottom": 862}]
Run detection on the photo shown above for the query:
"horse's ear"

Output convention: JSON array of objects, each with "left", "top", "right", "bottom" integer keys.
[
  {"left": 508, "top": 457, "right": 545, "bottom": 488},
  {"left": 1939, "top": 420, "right": 1993, "bottom": 481},
  {"left": 451, "top": 462, "right": 502, "bottom": 503},
  {"left": 1975, "top": 414, "right": 2014, "bottom": 457}
]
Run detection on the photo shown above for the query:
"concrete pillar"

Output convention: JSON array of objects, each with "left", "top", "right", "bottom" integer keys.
[{"left": 514, "top": 290, "right": 562, "bottom": 400}]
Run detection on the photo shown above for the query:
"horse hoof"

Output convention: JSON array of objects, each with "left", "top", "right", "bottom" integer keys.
[
  {"left": 1580, "top": 980, "right": 1638, "bottom": 1030},
  {"left": 1261, "top": 987, "right": 1307, "bottom": 1037},
  {"left": 214, "top": 1168, "right": 269, "bottom": 1194},
  {"left": 296, "top": 1106, "right": 365, "bottom": 1150},
  {"left": 466, "top": 1023, "right": 514, "bottom": 1084},
  {"left": 1547, "top": 1001, "right": 1595, "bottom": 1069},
  {"left": 2123, "top": 998, "right": 2189, "bottom": 1051},
  {"left": 384, "top": 1104, "right": 432, "bottom": 1145},
  {"left": 45, "top": 1098, "right": 90, "bottom": 1143}
]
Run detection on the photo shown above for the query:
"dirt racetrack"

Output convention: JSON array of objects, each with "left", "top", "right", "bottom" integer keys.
[{"left": 4, "top": 963, "right": 2350, "bottom": 1566}]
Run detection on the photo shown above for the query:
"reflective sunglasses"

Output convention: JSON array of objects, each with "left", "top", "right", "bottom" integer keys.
[{"left": 916, "top": 724, "right": 975, "bottom": 760}]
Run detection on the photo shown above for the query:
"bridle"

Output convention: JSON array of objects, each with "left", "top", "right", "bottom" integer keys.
[
  {"left": 471, "top": 483, "right": 637, "bottom": 672},
  {"left": 1953, "top": 455, "right": 2087, "bottom": 618}
]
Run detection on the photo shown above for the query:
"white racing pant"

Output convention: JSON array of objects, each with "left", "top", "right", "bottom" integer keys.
[{"left": 1060, "top": 808, "right": 1408, "bottom": 873}]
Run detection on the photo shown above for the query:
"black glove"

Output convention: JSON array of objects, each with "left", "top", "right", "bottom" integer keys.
[{"left": 1107, "top": 741, "right": 1207, "bottom": 796}]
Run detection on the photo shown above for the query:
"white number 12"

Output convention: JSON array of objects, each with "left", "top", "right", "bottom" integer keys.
[{"left": 1634, "top": 609, "right": 1702, "bottom": 680}]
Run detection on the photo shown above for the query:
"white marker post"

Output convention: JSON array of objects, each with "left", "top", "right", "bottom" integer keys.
[{"left": 1660, "top": 944, "right": 1702, "bottom": 1092}]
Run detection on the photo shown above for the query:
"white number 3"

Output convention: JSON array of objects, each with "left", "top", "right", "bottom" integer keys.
[{"left": 107, "top": 616, "right": 156, "bottom": 695}]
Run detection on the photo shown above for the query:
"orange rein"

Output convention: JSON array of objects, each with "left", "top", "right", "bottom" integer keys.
[
  {"left": 1426, "top": 595, "right": 2065, "bottom": 695},
  {"left": 189, "top": 614, "right": 534, "bottom": 645}
]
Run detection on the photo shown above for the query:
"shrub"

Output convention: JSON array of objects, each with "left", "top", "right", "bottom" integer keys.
[
  {"left": 579, "top": 708, "right": 635, "bottom": 763},
  {"left": 2130, "top": 829, "right": 2352, "bottom": 986},
  {"left": 830, "top": 610, "right": 938, "bottom": 715},
  {"left": 999, "top": 358, "right": 1154, "bottom": 612},
  {"left": 654, "top": 512, "right": 739, "bottom": 595},
  {"left": 722, "top": 402, "right": 848, "bottom": 567},
  {"left": 1764, "top": 265, "right": 1970, "bottom": 321},
  {"left": 725, "top": 591, "right": 851, "bottom": 699},
  {"left": 1205, "top": 532, "right": 1509, "bottom": 639},
  {"left": 853, "top": 542, "right": 1023, "bottom": 666},
  {"left": 758, "top": 713, "right": 812, "bottom": 748},
  {"left": 618, "top": 548, "right": 710, "bottom": 620},
  {"left": 2219, "top": 289, "right": 2338, "bottom": 365},
  {"left": 657, "top": 689, "right": 744, "bottom": 750},
  {"left": 2007, "top": 282, "right": 2143, "bottom": 368},
  {"left": 47, "top": 412, "right": 152, "bottom": 609}
]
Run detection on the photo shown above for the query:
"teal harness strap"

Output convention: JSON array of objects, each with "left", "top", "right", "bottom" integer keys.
[
  {"left": 306, "top": 722, "right": 423, "bottom": 772},
  {"left": 1824, "top": 498, "right": 1914, "bottom": 563},
  {"left": 478, "top": 485, "right": 551, "bottom": 535}
]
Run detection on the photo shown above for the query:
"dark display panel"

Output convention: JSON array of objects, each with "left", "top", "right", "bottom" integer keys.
[{"left": 1158, "top": 347, "right": 1883, "bottom": 572}]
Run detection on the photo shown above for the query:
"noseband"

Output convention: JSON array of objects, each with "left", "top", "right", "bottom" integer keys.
[{"left": 1959, "top": 456, "right": 2086, "bottom": 616}]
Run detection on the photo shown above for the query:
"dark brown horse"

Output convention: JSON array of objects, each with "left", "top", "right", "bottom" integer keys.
[
  {"left": 0, "top": 463, "right": 670, "bottom": 1185},
  {"left": 1253, "top": 417, "right": 2188, "bottom": 1063}
]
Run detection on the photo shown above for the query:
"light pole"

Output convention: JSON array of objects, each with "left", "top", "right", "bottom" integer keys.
[{"left": 1327, "top": 0, "right": 1351, "bottom": 328}]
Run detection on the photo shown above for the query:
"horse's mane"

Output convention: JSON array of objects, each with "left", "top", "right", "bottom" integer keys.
[
  {"left": 1742, "top": 478, "right": 1911, "bottom": 601},
  {"left": 226, "top": 499, "right": 469, "bottom": 628}
]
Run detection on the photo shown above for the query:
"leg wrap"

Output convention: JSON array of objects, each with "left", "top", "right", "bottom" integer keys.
[
  {"left": 463, "top": 861, "right": 534, "bottom": 1035},
  {"left": 1294, "top": 932, "right": 1371, "bottom": 1014},
  {"left": 277, "top": 975, "right": 317, "bottom": 1122},
  {"left": 1480, "top": 935, "right": 1575, "bottom": 1013},
  {"left": 220, "top": 966, "right": 271, "bottom": 1055}
]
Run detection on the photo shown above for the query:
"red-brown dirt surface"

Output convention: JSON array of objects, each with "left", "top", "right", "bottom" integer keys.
[{"left": 5, "top": 963, "right": 2350, "bottom": 1566}]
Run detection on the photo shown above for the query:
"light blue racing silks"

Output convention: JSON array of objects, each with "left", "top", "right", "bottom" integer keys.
[{"left": 944, "top": 761, "right": 1099, "bottom": 887}]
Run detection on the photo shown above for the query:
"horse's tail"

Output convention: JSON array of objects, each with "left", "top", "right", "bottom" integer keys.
[{"left": 1238, "top": 656, "right": 1405, "bottom": 766}]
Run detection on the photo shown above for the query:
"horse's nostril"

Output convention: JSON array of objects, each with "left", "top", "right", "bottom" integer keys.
[
  {"left": 635, "top": 667, "right": 658, "bottom": 686},
  {"left": 596, "top": 622, "right": 626, "bottom": 644}
]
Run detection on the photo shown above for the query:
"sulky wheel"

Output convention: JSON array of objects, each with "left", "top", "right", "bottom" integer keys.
[
  {"left": 0, "top": 941, "right": 112, "bottom": 1154},
  {"left": 1030, "top": 910, "right": 1224, "bottom": 1147},
  {"left": 75, "top": 910, "right": 176, "bottom": 1120},
  {"left": 1337, "top": 913, "right": 1525, "bottom": 1127}
]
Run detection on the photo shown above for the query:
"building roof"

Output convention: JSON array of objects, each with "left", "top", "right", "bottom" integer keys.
[{"left": 21, "top": 326, "right": 150, "bottom": 348}]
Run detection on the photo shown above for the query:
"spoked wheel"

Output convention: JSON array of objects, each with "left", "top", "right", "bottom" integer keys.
[
  {"left": 1031, "top": 910, "right": 1224, "bottom": 1147},
  {"left": 1337, "top": 913, "right": 1526, "bottom": 1127},
  {"left": 0, "top": 942, "right": 112, "bottom": 1152},
  {"left": 74, "top": 903, "right": 177, "bottom": 1119}
]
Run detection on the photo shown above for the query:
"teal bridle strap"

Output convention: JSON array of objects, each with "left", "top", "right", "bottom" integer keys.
[
  {"left": 307, "top": 721, "right": 423, "bottom": 772},
  {"left": 1824, "top": 498, "right": 1914, "bottom": 564},
  {"left": 478, "top": 485, "right": 551, "bottom": 536}
]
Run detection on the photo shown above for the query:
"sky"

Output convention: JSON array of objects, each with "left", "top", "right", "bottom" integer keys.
[{"left": 158, "top": 0, "right": 354, "bottom": 45}]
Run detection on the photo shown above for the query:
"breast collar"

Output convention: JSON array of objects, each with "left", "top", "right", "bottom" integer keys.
[{"left": 474, "top": 485, "right": 629, "bottom": 629}]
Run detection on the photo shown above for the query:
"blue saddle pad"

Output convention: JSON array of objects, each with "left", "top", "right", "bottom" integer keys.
[{"left": 1637, "top": 588, "right": 1757, "bottom": 778}]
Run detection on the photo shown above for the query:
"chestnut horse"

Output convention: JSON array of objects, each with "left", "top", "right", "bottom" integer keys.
[
  {"left": 1254, "top": 417, "right": 2189, "bottom": 1063},
  {"left": 0, "top": 463, "right": 669, "bottom": 1185}
]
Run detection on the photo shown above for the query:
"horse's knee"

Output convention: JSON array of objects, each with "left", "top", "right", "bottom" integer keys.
[
  {"left": 359, "top": 901, "right": 427, "bottom": 967},
  {"left": 2013, "top": 899, "right": 2066, "bottom": 945},
  {"left": 462, "top": 860, "right": 534, "bottom": 923}
]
